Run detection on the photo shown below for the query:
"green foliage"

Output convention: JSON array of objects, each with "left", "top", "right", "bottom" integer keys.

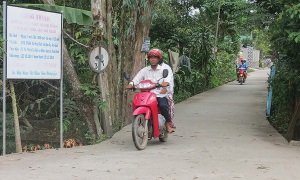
[
  {"left": 20, "top": 96, "right": 56, "bottom": 119},
  {"left": 84, "top": 130, "right": 97, "bottom": 144},
  {"left": 54, "top": 119, "right": 71, "bottom": 133},
  {"left": 285, "top": 4, "right": 300, "bottom": 43},
  {"left": 173, "top": 67, "right": 205, "bottom": 103},
  {"left": 54, "top": 0, "right": 91, "bottom": 10},
  {"left": 174, "top": 90, "right": 192, "bottom": 103},
  {"left": 254, "top": 29, "right": 271, "bottom": 57},
  {"left": 84, "top": 130, "right": 108, "bottom": 145},
  {"left": 241, "top": 37, "right": 253, "bottom": 47},
  {"left": 79, "top": 84, "right": 108, "bottom": 110},
  {"left": 111, "top": 116, "right": 125, "bottom": 135},
  {"left": 59, "top": 98, "right": 90, "bottom": 142},
  {"left": 151, "top": 0, "right": 242, "bottom": 103},
  {"left": 65, "top": 29, "right": 94, "bottom": 85},
  {"left": 269, "top": 62, "right": 294, "bottom": 134},
  {"left": 80, "top": 84, "right": 98, "bottom": 96},
  {"left": 206, "top": 51, "right": 236, "bottom": 89},
  {"left": 94, "top": 133, "right": 109, "bottom": 143},
  {"left": 260, "top": 0, "right": 300, "bottom": 140},
  {"left": 63, "top": 98, "right": 80, "bottom": 121},
  {"left": 122, "top": 0, "right": 149, "bottom": 10},
  {"left": 0, "top": 113, "right": 15, "bottom": 155},
  {"left": 97, "top": 100, "right": 108, "bottom": 110}
]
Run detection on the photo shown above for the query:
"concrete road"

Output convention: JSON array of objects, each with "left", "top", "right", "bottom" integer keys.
[{"left": 1, "top": 69, "right": 300, "bottom": 180}]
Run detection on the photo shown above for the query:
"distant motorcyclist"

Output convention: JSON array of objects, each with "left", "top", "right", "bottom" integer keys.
[{"left": 236, "top": 59, "right": 248, "bottom": 80}]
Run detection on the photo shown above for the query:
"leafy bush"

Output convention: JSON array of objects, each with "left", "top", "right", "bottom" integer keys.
[{"left": 269, "top": 60, "right": 300, "bottom": 138}]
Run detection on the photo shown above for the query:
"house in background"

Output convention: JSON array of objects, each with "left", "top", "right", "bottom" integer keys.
[{"left": 238, "top": 45, "right": 260, "bottom": 68}]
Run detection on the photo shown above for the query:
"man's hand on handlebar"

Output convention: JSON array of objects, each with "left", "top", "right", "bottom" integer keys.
[
  {"left": 161, "top": 82, "right": 169, "bottom": 87},
  {"left": 160, "top": 82, "right": 169, "bottom": 94}
]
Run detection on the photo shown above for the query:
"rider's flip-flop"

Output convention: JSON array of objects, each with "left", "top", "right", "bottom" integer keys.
[{"left": 166, "top": 122, "right": 175, "bottom": 133}]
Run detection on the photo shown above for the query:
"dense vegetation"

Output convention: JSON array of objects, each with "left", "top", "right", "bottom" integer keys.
[{"left": 256, "top": 0, "right": 300, "bottom": 141}]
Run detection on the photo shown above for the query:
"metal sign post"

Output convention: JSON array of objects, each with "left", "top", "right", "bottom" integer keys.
[
  {"left": 2, "top": 1, "right": 7, "bottom": 155},
  {"left": 60, "top": 12, "right": 64, "bottom": 148}
]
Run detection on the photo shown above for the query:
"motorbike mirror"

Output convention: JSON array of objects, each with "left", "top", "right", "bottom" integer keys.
[
  {"left": 123, "top": 72, "right": 130, "bottom": 80},
  {"left": 162, "top": 69, "right": 168, "bottom": 78}
]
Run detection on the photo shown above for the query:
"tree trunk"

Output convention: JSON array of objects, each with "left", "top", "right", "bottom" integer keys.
[
  {"left": 9, "top": 81, "right": 22, "bottom": 153},
  {"left": 90, "top": 0, "right": 156, "bottom": 133},
  {"left": 131, "top": 1, "right": 155, "bottom": 77},
  {"left": 106, "top": 0, "right": 119, "bottom": 130},
  {"left": 118, "top": 8, "right": 131, "bottom": 126},
  {"left": 124, "top": 0, "right": 155, "bottom": 124},
  {"left": 91, "top": 0, "right": 113, "bottom": 136},
  {"left": 21, "top": 118, "right": 33, "bottom": 129},
  {"left": 285, "top": 96, "right": 300, "bottom": 141}
]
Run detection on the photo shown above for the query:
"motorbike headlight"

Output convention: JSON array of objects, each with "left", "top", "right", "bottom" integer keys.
[{"left": 136, "top": 82, "right": 156, "bottom": 89}]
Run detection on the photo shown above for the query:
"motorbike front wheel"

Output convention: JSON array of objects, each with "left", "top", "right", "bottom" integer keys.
[
  {"left": 132, "top": 114, "right": 148, "bottom": 150},
  {"left": 239, "top": 76, "right": 244, "bottom": 85}
]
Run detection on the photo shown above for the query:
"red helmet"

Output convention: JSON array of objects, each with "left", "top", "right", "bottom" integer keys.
[{"left": 148, "top": 49, "right": 162, "bottom": 59}]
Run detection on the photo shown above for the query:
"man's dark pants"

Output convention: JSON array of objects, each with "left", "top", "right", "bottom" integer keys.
[{"left": 157, "top": 97, "right": 171, "bottom": 123}]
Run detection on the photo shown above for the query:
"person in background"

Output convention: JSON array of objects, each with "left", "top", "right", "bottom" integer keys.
[
  {"left": 266, "top": 58, "right": 272, "bottom": 68},
  {"left": 158, "top": 52, "right": 176, "bottom": 129}
]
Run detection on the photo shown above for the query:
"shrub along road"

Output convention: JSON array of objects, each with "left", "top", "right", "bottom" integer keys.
[{"left": 1, "top": 69, "right": 300, "bottom": 179}]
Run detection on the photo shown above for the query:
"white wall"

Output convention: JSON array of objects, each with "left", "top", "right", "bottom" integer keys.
[{"left": 239, "top": 47, "right": 260, "bottom": 68}]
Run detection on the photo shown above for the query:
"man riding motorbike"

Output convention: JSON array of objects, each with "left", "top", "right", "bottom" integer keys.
[{"left": 125, "top": 49, "right": 175, "bottom": 133}]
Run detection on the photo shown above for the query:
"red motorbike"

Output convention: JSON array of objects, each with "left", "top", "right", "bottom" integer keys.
[
  {"left": 238, "top": 67, "right": 246, "bottom": 85},
  {"left": 124, "top": 69, "right": 169, "bottom": 150}
]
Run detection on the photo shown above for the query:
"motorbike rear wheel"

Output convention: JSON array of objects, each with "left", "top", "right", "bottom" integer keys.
[{"left": 132, "top": 114, "right": 148, "bottom": 150}]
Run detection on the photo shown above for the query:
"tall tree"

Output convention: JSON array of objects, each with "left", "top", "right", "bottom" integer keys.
[
  {"left": 91, "top": 0, "right": 113, "bottom": 135},
  {"left": 90, "top": 0, "right": 156, "bottom": 135}
]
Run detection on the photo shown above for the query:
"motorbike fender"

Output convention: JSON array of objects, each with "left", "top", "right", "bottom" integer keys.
[{"left": 133, "top": 107, "right": 151, "bottom": 119}]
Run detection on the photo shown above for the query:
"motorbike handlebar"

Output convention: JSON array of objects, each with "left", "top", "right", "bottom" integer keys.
[
  {"left": 125, "top": 86, "right": 136, "bottom": 91},
  {"left": 125, "top": 83, "right": 168, "bottom": 91}
]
